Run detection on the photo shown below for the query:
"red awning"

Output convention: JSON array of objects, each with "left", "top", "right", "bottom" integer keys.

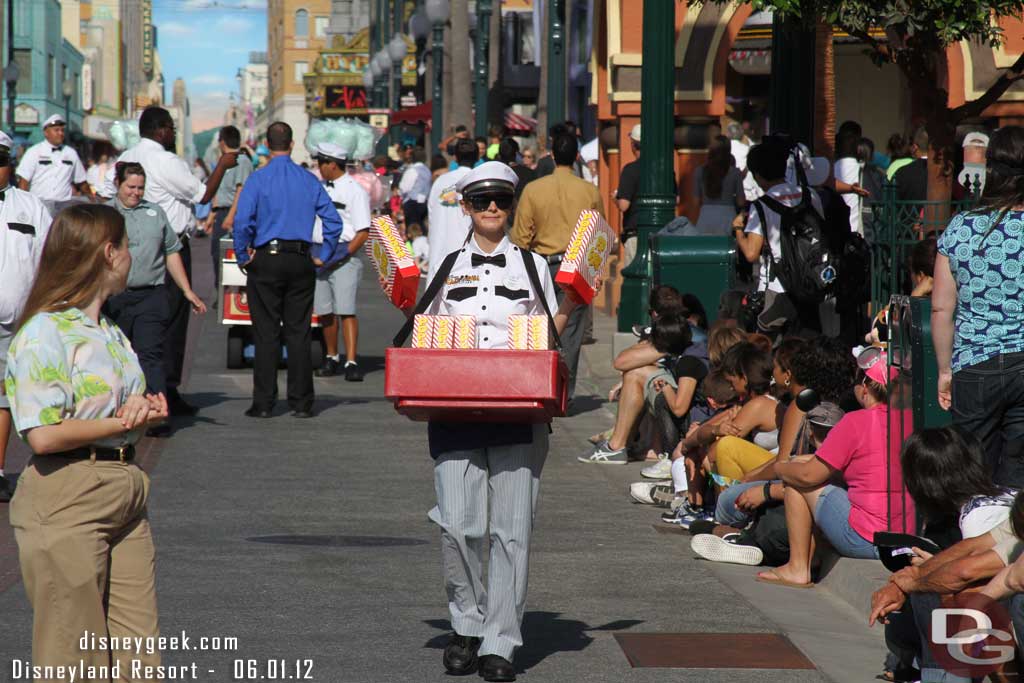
[
  {"left": 504, "top": 111, "right": 537, "bottom": 133},
  {"left": 392, "top": 101, "right": 433, "bottom": 127}
]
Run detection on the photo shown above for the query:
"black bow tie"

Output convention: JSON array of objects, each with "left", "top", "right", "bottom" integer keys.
[
  {"left": 0, "top": 189, "right": 5, "bottom": 201},
  {"left": 52, "top": 146, "right": 63, "bottom": 153},
  {"left": 325, "top": 180, "right": 334, "bottom": 188},
  {"left": 471, "top": 253, "right": 506, "bottom": 268}
]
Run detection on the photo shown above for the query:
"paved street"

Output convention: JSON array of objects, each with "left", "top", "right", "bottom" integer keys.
[{"left": 0, "top": 254, "right": 875, "bottom": 683}]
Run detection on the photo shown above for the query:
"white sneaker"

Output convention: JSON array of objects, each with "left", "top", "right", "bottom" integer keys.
[
  {"left": 641, "top": 456, "right": 672, "bottom": 479},
  {"left": 690, "top": 534, "right": 764, "bottom": 566},
  {"left": 629, "top": 481, "right": 673, "bottom": 505}
]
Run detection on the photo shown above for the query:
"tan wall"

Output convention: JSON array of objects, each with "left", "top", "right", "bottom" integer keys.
[
  {"left": 268, "top": 0, "right": 332, "bottom": 107},
  {"left": 834, "top": 44, "right": 910, "bottom": 148}
]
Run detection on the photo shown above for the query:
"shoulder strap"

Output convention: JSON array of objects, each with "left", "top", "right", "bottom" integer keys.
[
  {"left": 752, "top": 200, "right": 776, "bottom": 287},
  {"left": 392, "top": 249, "right": 462, "bottom": 347},
  {"left": 520, "top": 248, "right": 563, "bottom": 351}
]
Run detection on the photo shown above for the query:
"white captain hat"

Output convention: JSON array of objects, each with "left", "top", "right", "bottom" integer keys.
[
  {"left": 0, "top": 130, "right": 12, "bottom": 153},
  {"left": 455, "top": 161, "right": 519, "bottom": 196},
  {"left": 315, "top": 142, "right": 348, "bottom": 163},
  {"left": 43, "top": 114, "right": 66, "bottom": 129}
]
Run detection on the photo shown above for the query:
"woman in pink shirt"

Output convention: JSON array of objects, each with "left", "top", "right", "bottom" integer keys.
[{"left": 758, "top": 350, "right": 915, "bottom": 588}]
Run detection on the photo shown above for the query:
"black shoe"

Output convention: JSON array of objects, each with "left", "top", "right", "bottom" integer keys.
[
  {"left": 168, "top": 394, "right": 198, "bottom": 417},
  {"left": 291, "top": 410, "right": 313, "bottom": 418},
  {"left": 315, "top": 357, "right": 339, "bottom": 377},
  {"left": 343, "top": 361, "right": 364, "bottom": 382},
  {"left": 245, "top": 406, "right": 273, "bottom": 418},
  {"left": 145, "top": 424, "right": 172, "bottom": 438},
  {"left": 443, "top": 633, "right": 481, "bottom": 676},
  {"left": 0, "top": 476, "right": 14, "bottom": 503},
  {"left": 477, "top": 654, "right": 515, "bottom": 682}
]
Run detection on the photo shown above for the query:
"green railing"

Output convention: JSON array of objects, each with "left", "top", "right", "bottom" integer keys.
[{"left": 864, "top": 182, "right": 980, "bottom": 311}]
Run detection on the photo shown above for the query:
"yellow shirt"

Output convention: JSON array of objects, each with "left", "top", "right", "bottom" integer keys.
[{"left": 510, "top": 166, "right": 605, "bottom": 256}]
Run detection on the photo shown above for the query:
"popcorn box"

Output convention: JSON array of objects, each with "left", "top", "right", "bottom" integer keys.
[
  {"left": 411, "top": 315, "right": 433, "bottom": 349},
  {"left": 453, "top": 316, "right": 477, "bottom": 349},
  {"left": 555, "top": 210, "right": 614, "bottom": 304},
  {"left": 365, "top": 215, "right": 420, "bottom": 310},
  {"left": 508, "top": 315, "right": 550, "bottom": 350},
  {"left": 432, "top": 315, "right": 456, "bottom": 349}
]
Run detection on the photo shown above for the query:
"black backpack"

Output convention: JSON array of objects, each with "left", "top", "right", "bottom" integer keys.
[{"left": 754, "top": 185, "right": 839, "bottom": 306}]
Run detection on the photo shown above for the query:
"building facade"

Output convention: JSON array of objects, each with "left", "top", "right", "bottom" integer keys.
[
  {"left": 10, "top": 0, "right": 85, "bottom": 146},
  {"left": 268, "top": 0, "right": 333, "bottom": 160}
]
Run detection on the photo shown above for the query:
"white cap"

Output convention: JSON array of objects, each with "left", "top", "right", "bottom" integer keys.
[
  {"left": 963, "top": 132, "right": 990, "bottom": 148},
  {"left": 0, "top": 130, "right": 12, "bottom": 152},
  {"left": 315, "top": 142, "right": 348, "bottom": 162},
  {"left": 455, "top": 161, "right": 519, "bottom": 196},
  {"left": 43, "top": 114, "right": 66, "bottom": 129},
  {"left": 786, "top": 143, "right": 829, "bottom": 187},
  {"left": 629, "top": 124, "right": 642, "bottom": 143}
]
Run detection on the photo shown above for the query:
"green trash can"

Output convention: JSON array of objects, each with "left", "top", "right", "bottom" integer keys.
[
  {"left": 650, "top": 235, "right": 736, "bottom": 326},
  {"left": 888, "top": 295, "right": 950, "bottom": 431}
]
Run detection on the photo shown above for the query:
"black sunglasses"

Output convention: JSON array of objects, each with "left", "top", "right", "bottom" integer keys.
[{"left": 467, "top": 194, "right": 514, "bottom": 212}]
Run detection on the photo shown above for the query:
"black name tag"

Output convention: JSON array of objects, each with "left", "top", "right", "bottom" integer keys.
[
  {"left": 7, "top": 223, "right": 36, "bottom": 236},
  {"left": 62, "top": 160, "right": 74, "bottom": 165},
  {"left": 38, "top": 160, "right": 52, "bottom": 165}
]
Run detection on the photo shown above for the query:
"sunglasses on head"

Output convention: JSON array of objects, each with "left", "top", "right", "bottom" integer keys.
[{"left": 467, "top": 194, "right": 514, "bottom": 211}]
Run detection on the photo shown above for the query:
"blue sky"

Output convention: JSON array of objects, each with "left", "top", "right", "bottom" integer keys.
[{"left": 153, "top": 0, "right": 268, "bottom": 131}]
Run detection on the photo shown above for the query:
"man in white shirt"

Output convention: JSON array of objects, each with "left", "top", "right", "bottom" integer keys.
[
  {"left": 426, "top": 138, "right": 478, "bottom": 282},
  {"left": 733, "top": 137, "right": 825, "bottom": 337},
  {"left": 15, "top": 114, "right": 93, "bottom": 205},
  {"left": 0, "top": 130, "right": 52, "bottom": 501},
  {"left": 399, "top": 145, "right": 432, "bottom": 228},
  {"left": 102, "top": 106, "right": 238, "bottom": 416},
  {"left": 312, "top": 143, "right": 371, "bottom": 381}
]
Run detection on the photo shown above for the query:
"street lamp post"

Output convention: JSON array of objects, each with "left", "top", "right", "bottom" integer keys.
[
  {"left": 4, "top": 60, "right": 19, "bottom": 134},
  {"left": 547, "top": 0, "right": 565, "bottom": 127},
  {"left": 474, "top": 0, "right": 492, "bottom": 138},
  {"left": 425, "top": 0, "right": 449, "bottom": 153},
  {"left": 617, "top": 0, "right": 676, "bottom": 332},
  {"left": 409, "top": 10, "right": 430, "bottom": 105},
  {"left": 388, "top": 33, "right": 408, "bottom": 114},
  {"left": 62, "top": 77, "right": 74, "bottom": 128}
]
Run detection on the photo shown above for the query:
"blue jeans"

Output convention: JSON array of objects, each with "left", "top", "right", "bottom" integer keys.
[
  {"left": 814, "top": 485, "right": 880, "bottom": 560},
  {"left": 952, "top": 351, "right": 1024, "bottom": 488},
  {"left": 715, "top": 480, "right": 772, "bottom": 528}
]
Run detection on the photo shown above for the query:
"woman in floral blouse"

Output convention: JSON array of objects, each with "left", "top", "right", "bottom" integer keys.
[{"left": 4, "top": 204, "right": 168, "bottom": 675}]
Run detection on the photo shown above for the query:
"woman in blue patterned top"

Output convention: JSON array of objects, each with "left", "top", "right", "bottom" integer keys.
[
  {"left": 3, "top": 204, "right": 169, "bottom": 676},
  {"left": 934, "top": 126, "right": 1024, "bottom": 488}
]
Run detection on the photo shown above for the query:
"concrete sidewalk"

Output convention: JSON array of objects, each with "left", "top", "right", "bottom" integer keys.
[{"left": 0, "top": 252, "right": 887, "bottom": 682}]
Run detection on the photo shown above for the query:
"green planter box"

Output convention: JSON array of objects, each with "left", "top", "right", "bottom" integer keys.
[{"left": 650, "top": 235, "right": 736, "bottom": 325}]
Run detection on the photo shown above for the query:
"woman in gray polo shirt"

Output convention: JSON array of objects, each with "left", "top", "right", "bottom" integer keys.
[{"left": 105, "top": 162, "right": 206, "bottom": 433}]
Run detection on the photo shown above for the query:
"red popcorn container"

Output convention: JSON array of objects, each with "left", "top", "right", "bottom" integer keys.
[
  {"left": 365, "top": 215, "right": 420, "bottom": 310},
  {"left": 384, "top": 348, "right": 568, "bottom": 423},
  {"left": 555, "top": 210, "right": 614, "bottom": 304}
]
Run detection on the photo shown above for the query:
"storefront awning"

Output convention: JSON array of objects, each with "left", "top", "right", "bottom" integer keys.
[
  {"left": 392, "top": 101, "right": 432, "bottom": 126},
  {"left": 504, "top": 111, "right": 537, "bottom": 133}
]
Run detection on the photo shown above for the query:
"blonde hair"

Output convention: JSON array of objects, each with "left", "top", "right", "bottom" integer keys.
[
  {"left": 708, "top": 326, "right": 747, "bottom": 367},
  {"left": 18, "top": 205, "right": 125, "bottom": 330}
]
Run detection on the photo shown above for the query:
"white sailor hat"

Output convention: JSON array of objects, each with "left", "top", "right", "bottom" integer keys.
[
  {"left": 315, "top": 142, "right": 348, "bottom": 163},
  {"left": 43, "top": 114, "right": 66, "bottom": 129},
  {"left": 0, "top": 130, "right": 12, "bottom": 153},
  {"left": 455, "top": 161, "right": 519, "bottom": 196}
]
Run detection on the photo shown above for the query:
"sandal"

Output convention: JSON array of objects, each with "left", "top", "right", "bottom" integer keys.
[{"left": 755, "top": 569, "right": 814, "bottom": 589}]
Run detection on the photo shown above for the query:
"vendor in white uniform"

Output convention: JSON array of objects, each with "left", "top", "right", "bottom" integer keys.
[
  {"left": 422, "top": 161, "right": 587, "bottom": 682},
  {"left": 425, "top": 137, "right": 478, "bottom": 283},
  {"left": 312, "top": 142, "right": 371, "bottom": 381},
  {"left": 0, "top": 129, "right": 53, "bottom": 502},
  {"left": 15, "top": 115, "right": 94, "bottom": 204}
]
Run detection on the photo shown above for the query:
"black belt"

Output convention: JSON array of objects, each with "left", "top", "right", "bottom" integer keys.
[
  {"left": 256, "top": 239, "right": 310, "bottom": 256},
  {"left": 545, "top": 253, "right": 564, "bottom": 265},
  {"left": 48, "top": 445, "right": 135, "bottom": 462}
]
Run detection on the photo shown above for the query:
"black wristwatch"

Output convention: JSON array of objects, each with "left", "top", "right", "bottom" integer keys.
[{"left": 763, "top": 481, "right": 773, "bottom": 502}]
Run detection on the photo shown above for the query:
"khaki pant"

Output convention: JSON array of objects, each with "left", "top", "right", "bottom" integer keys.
[{"left": 10, "top": 457, "right": 160, "bottom": 682}]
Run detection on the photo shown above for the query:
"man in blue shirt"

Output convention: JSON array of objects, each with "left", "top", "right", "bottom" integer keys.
[{"left": 233, "top": 121, "right": 346, "bottom": 418}]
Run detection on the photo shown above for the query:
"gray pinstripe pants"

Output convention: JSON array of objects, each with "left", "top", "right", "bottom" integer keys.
[{"left": 427, "top": 425, "right": 548, "bottom": 660}]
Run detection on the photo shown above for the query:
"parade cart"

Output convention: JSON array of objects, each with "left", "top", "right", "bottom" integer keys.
[{"left": 219, "top": 238, "right": 325, "bottom": 370}]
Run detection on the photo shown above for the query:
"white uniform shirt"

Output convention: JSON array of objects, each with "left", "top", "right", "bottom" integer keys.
[
  {"left": 745, "top": 182, "right": 823, "bottom": 294},
  {"left": 0, "top": 187, "right": 53, "bottom": 325},
  {"left": 834, "top": 157, "right": 864, "bottom": 236},
  {"left": 426, "top": 235, "right": 558, "bottom": 350},
  {"left": 100, "top": 138, "right": 206, "bottom": 236},
  {"left": 399, "top": 162, "right": 432, "bottom": 204},
  {"left": 426, "top": 166, "right": 473, "bottom": 282},
  {"left": 15, "top": 141, "right": 87, "bottom": 201},
  {"left": 313, "top": 173, "right": 372, "bottom": 244}
]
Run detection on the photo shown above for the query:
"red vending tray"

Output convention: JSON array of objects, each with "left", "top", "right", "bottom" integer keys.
[{"left": 384, "top": 348, "right": 568, "bottom": 423}]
